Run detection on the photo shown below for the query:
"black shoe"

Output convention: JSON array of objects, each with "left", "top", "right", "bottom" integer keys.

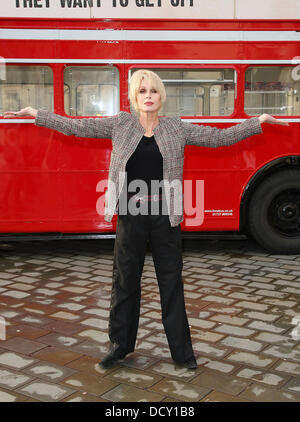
[
  {"left": 183, "top": 356, "right": 197, "bottom": 369},
  {"left": 98, "top": 349, "right": 127, "bottom": 369},
  {"left": 174, "top": 356, "right": 197, "bottom": 370}
]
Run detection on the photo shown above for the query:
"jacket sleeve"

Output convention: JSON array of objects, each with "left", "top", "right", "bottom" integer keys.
[
  {"left": 181, "top": 117, "right": 263, "bottom": 148},
  {"left": 34, "top": 109, "right": 120, "bottom": 139}
]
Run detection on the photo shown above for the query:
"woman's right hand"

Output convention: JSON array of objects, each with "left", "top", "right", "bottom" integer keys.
[{"left": 3, "top": 107, "right": 38, "bottom": 118}]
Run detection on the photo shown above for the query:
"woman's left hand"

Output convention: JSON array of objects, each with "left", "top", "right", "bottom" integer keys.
[{"left": 258, "top": 113, "right": 289, "bottom": 126}]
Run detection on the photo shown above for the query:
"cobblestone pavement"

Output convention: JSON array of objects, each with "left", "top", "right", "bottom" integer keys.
[{"left": 0, "top": 236, "right": 299, "bottom": 402}]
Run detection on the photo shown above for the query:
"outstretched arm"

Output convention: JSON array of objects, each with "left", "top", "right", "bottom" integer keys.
[
  {"left": 3, "top": 107, "right": 118, "bottom": 139},
  {"left": 182, "top": 114, "right": 289, "bottom": 148}
]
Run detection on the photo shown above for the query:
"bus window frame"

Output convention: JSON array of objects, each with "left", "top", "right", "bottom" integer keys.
[
  {"left": 62, "top": 63, "right": 121, "bottom": 118},
  {"left": 0, "top": 62, "right": 55, "bottom": 118},
  {"left": 243, "top": 63, "right": 300, "bottom": 118}
]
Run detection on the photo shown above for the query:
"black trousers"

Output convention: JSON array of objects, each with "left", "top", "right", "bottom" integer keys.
[{"left": 108, "top": 211, "right": 195, "bottom": 362}]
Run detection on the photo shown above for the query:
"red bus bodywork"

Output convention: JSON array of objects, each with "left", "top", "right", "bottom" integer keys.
[{"left": 0, "top": 18, "right": 299, "bottom": 251}]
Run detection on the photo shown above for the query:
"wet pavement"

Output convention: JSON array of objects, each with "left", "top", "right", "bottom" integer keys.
[{"left": 0, "top": 236, "right": 299, "bottom": 402}]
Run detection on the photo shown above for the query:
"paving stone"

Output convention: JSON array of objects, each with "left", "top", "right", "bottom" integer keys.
[
  {"left": 247, "top": 321, "right": 286, "bottom": 333},
  {"left": 23, "top": 362, "right": 77, "bottom": 382},
  {"left": 0, "top": 368, "right": 32, "bottom": 389},
  {"left": 102, "top": 383, "right": 164, "bottom": 402},
  {"left": 45, "top": 282, "right": 64, "bottom": 289},
  {"left": 71, "top": 339, "right": 109, "bottom": 358},
  {"left": 203, "top": 304, "right": 241, "bottom": 315},
  {"left": 60, "top": 372, "right": 119, "bottom": 396},
  {"left": 226, "top": 351, "right": 277, "bottom": 368},
  {"left": 83, "top": 308, "right": 109, "bottom": 317},
  {"left": 191, "top": 370, "right": 250, "bottom": 395},
  {"left": 0, "top": 337, "right": 47, "bottom": 355},
  {"left": 209, "top": 314, "right": 249, "bottom": 326},
  {"left": 34, "top": 288, "right": 59, "bottom": 297},
  {"left": 239, "top": 384, "right": 300, "bottom": 402},
  {"left": 149, "top": 378, "right": 211, "bottom": 402},
  {"left": 188, "top": 318, "right": 216, "bottom": 329},
  {"left": 228, "top": 292, "right": 263, "bottom": 302},
  {"left": 149, "top": 345, "right": 173, "bottom": 359},
  {"left": 149, "top": 361, "right": 200, "bottom": 380},
  {"left": 50, "top": 311, "right": 81, "bottom": 321},
  {"left": 0, "top": 308, "right": 20, "bottom": 319},
  {"left": 21, "top": 302, "right": 58, "bottom": 315},
  {"left": 201, "top": 391, "right": 250, "bottom": 402},
  {"left": 32, "top": 346, "right": 83, "bottom": 365},
  {"left": 261, "top": 298, "right": 298, "bottom": 308},
  {"left": 56, "top": 302, "right": 86, "bottom": 311},
  {"left": 0, "top": 387, "right": 29, "bottom": 402},
  {"left": 121, "top": 353, "right": 158, "bottom": 371},
  {"left": 245, "top": 281, "right": 277, "bottom": 290},
  {"left": 62, "top": 392, "right": 108, "bottom": 402},
  {"left": 9, "top": 283, "right": 35, "bottom": 291},
  {"left": 240, "top": 311, "right": 280, "bottom": 322},
  {"left": 216, "top": 278, "right": 249, "bottom": 286},
  {"left": 37, "top": 332, "right": 84, "bottom": 349},
  {"left": 256, "top": 289, "right": 290, "bottom": 299},
  {"left": 274, "top": 360, "right": 300, "bottom": 376},
  {"left": 201, "top": 295, "right": 236, "bottom": 305},
  {"left": 144, "top": 333, "right": 168, "bottom": 346},
  {"left": 190, "top": 328, "right": 224, "bottom": 343},
  {"left": 254, "top": 332, "right": 292, "bottom": 345},
  {"left": 16, "top": 380, "right": 75, "bottom": 402},
  {"left": 282, "top": 378, "right": 300, "bottom": 394},
  {"left": 76, "top": 328, "right": 109, "bottom": 343},
  {"left": 61, "top": 286, "right": 90, "bottom": 294},
  {"left": 106, "top": 367, "right": 162, "bottom": 388},
  {"left": 80, "top": 317, "right": 107, "bottom": 329},
  {"left": 214, "top": 324, "right": 255, "bottom": 337},
  {"left": 0, "top": 352, "right": 36, "bottom": 369},
  {"left": 2, "top": 290, "right": 30, "bottom": 299},
  {"left": 221, "top": 336, "right": 264, "bottom": 352},
  {"left": 196, "top": 357, "right": 237, "bottom": 374},
  {"left": 18, "top": 315, "right": 52, "bottom": 326},
  {"left": 44, "top": 320, "right": 83, "bottom": 335},
  {"left": 234, "top": 301, "right": 270, "bottom": 311},
  {"left": 263, "top": 345, "right": 300, "bottom": 363},
  {"left": 66, "top": 355, "right": 117, "bottom": 376},
  {"left": 236, "top": 367, "right": 288, "bottom": 387},
  {"left": 192, "top": 341, "right": 228, "bottom": 358}
]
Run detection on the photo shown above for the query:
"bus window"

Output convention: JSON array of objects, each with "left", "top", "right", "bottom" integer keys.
[
  {"left": 64, "top": 66, "right": 119, "bottom": 116},
  {"left": 0, "top": 65, "right": 53, "bottom": 114},
  {"left": 130, "top": 68, "right": 235, "bottom": 116},
  {"left": 245, "top": 66, "right": 300, "bottom": 116}
]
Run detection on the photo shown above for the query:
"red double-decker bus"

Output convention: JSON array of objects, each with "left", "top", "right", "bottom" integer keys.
[{"left": 0, "top": 13, "right": 300, "bottom": 253}]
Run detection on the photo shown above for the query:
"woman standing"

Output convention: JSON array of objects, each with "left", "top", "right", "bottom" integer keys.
[{"left": 4, "top": 70, "right": 288, "bottom": 370}]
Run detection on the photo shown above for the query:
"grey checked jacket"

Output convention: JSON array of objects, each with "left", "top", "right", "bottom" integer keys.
[{"left": 35, "top": 109, "right": 263, "bottom": 227}]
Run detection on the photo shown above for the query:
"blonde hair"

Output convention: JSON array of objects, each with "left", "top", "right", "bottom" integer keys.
[{"left": 129, "top": 69, "right": 166, "bottom": 113}]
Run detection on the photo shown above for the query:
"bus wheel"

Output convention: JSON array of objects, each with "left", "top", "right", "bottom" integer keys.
[{"left": 248, "top": 169, "right": 300, "bottom": 254}]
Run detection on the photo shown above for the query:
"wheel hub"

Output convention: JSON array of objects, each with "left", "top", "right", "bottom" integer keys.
[{"left": 268, "top": 190, "right": 300, "bottom": 236}]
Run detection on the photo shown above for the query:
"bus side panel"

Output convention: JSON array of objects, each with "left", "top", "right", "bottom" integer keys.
[{"left": 0, "top": 123, "right": 61, "bottom": 232}]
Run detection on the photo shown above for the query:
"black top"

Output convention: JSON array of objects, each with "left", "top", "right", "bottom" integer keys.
[
  {"left": 118, "top": 135, "right": 166, "bottom": 214},
  {"left": 125, "top": 135, "right": 163, "bottom": 194}
]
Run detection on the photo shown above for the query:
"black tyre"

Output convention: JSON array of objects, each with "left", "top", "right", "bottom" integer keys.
[{"left": 248, "top": 169, "right": 300, "bottom": 254}]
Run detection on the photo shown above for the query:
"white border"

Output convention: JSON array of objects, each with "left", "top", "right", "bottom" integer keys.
[{"left": 0, "top": 29, "right": 300, "bottom": 42}]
